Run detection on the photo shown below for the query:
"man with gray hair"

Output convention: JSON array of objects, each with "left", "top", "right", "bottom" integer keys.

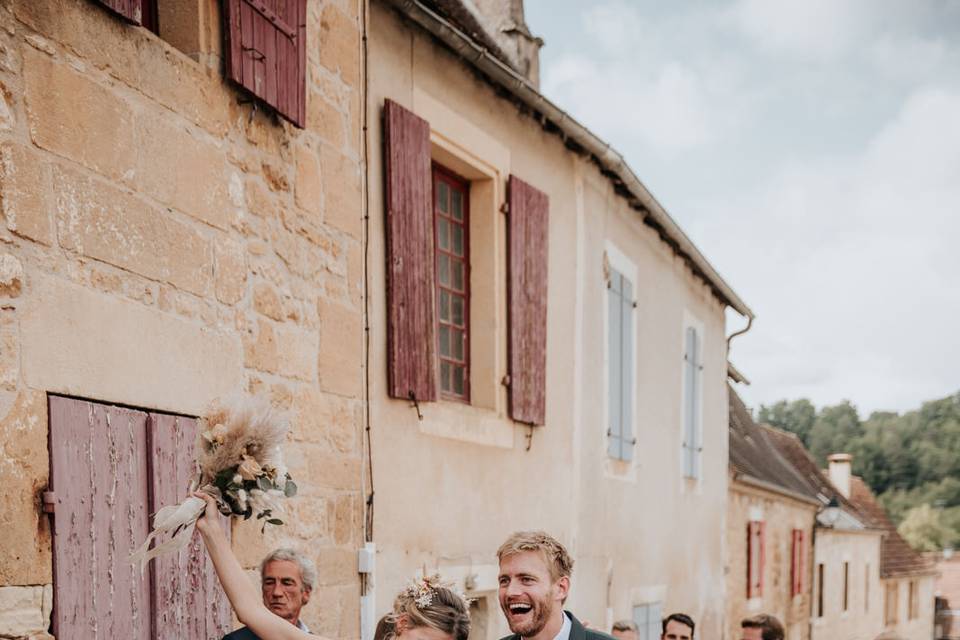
[
  {"left": 223, "top": 548, "right": 317, "bottom": 639},
  {"left": 611, "top": 620, "right": 638, "bottom": 640}
]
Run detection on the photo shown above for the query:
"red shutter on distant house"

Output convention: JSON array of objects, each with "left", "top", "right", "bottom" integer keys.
[
  {"left": 150, "top": 413, "right": 232, "bottom": 639},
  {"left": 91, "top": 0, "right": 146, "bottom": 24},
  {"left": 507, "top": 175, "right": 549, "bottom": 425},
  {"left": 747, "top": 520, "right": 765, "bottom": 598},
  {"left": 790, "top": 529, "right": 805, "bottom": 596},
  {"left": 384, "top": 99, "right": 437, "bottom": 402},
  {"left": 224, "top": 0, "right": 307, "bottom": 127}
]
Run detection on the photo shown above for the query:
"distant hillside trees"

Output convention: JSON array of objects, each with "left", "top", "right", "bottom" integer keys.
[{"left": 758, "top": 392, "right": 960, "bottom": 551}]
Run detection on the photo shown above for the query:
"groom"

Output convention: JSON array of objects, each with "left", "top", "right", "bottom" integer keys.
[{"left": 497, "top": 531, "right": 612, "bottom": 640}]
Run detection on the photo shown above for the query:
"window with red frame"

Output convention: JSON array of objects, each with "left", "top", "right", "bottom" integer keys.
[
  {"left": 790, "top": 528, "right": 805, "bottom": 597},
  {"left": 433, "top": 164, "right": 470, "bottom": 401},
  {"left": 747, "top": 520, "right": 765, "bottom": 598}
]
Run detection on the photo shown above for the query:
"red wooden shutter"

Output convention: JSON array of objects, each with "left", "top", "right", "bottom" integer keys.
[
  {"left": 150, "top": 413, "right": 232, "bottom": 639},
  {"left": 384, "top": 99, "right": 437, "bottom": 402},
  {"left": 48, "top": 396, "right": 152, "bottom": 639},
  {"left": 507, "top": 175, "right": 549, "bottom": 425},
  {"left": 224, "top": 0, "right": 307, "bottom": 127},
  {"left": 91, "top": 0, "right": 146, "bottom": 24}
]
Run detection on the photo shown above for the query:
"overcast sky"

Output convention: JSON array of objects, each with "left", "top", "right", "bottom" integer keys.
[{"left": 525, "top": 0, "right": 960, "bottom": 416}]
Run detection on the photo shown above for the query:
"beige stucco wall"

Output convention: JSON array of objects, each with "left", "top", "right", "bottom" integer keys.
[
  {"left": 726, "top": 482, "right": 817, "bottom": 640},
  {"left": 883, "top": 576, "right": 937, "bottom": 640},
  {"left": 810, "top": 529, "right": 884, "bottom": 640},
  {"left": 368, "top": 4, "right": 732, "bottom": 639},
  {"left": 0, "top": 0, "right": 364, "bottom": 637}
]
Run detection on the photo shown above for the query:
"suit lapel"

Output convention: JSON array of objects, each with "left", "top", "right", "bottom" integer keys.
[{"left": 566, "top": 611, "right": 587, "bottom": 640}]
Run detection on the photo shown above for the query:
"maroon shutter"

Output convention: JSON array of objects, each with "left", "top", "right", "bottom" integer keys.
[
  {"left": 48, "top": 397, "right": 152, "bottom": 639},
  {"left": 149, "top": 413, "right": 232, "bottom": 639},
  {"left": 507, "top": 176, "right": 549, "bottom": 425},
  {"left": 91, "top": 0, "right": 146, "bottom": 24},
  {"left": 224, "top": 0, "right": 307, "bottom": 127},
  {"left": 384, "top": 99, "right": 437, "bottom": 402}
]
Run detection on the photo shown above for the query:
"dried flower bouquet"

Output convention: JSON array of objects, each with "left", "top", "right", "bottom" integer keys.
[{"left": 130, "top": 396, "right": 296, "bottom": 566}]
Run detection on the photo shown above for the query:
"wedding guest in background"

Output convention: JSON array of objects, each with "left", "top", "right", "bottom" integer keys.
[
  {"left": 661, "top": 614, "right": 695, "bottom": 640},
  {"left": 223, "top": 548, "right": 316, "bottom": 639},
  {"left": 611, "top": 620, "right": 638, "bottom": 640}
]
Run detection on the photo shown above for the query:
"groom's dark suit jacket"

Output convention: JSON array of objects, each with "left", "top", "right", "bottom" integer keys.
[{"left": 500, "top": 611, "right": 616, "bottom": 640}]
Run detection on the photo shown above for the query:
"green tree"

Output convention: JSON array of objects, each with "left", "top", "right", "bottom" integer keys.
[
  {"left": 898, "top": 504, "right": 958, "bottom": 552},
  {"left": 758, "top": 399, "right": 817, "bottom": 447},
  {"left": 808, "top": 400, "right": 863, "bottom": 465}
]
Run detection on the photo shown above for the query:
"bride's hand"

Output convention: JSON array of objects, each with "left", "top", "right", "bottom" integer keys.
[{"left": 193, "top": 491, "right": 224, "bottom": 538}]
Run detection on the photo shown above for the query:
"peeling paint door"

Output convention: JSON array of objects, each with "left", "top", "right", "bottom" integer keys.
[
  {"left": 49, "top": 397, "right": 232, "bottom": 639},
  {"left": 49, "top": 396, "right": 152, "bottom": 639}
]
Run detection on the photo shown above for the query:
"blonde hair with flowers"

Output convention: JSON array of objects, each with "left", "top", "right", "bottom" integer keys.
[{"left": 379, "top": 575, "right": 472, "bottom": 640}]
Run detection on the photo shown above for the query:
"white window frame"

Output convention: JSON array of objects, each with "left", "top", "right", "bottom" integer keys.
[
  {"left": 603, "top": 242, "right": 638, "bottom": 464},
  {"left": 680, "top": 311, "right": 704, "bottom": 480}
]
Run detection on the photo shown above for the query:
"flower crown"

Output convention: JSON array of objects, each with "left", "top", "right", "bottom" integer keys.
[{"left": 402, "top": 574, "right": 474, "bottom": 610}]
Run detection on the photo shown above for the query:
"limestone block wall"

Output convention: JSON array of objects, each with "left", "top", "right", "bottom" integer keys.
[{"left": 0, "top": 0, "right": 365, "bottom": 637}]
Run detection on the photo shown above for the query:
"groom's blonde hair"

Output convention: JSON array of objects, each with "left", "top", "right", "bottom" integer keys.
[{"left": 497, "top": 531, "right": 573, "bottom": 581}]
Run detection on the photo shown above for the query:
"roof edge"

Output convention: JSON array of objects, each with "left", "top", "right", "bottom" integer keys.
[
  {"left": 384, "top": 0, "right": 754, "bottom": 318},
  {"left": 732, "top": 472, "right": 824, "bottom": 508}
]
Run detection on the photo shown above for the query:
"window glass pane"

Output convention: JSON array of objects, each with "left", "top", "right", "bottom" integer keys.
[
  {"left": 439, "top": 254, "right": 450, "bottom": 286},
  {"left": 438, "top": 218, "right": 450, "bottom": 251},
  {"left": 452, "top": 189, "right": 463, "bottom": 220},
  {"left": 452, "top": 365, "right": 464, "bottom": 395},
  {"left": 452, "top": 224, "right": 463, "bottom": 256},
  {"left": 452, "top": 261, "right": 463, "bottom": 291},
  {"left": 452, "top": 328, "right": 464, "bottom": 360},
  {"left": 439, "top": 325, "right": 451, "bottom": 357},
  {"left": 438, "top": 181, "right": 449, "bottom": 213},
  {"left": 452, "top": 295, "right": 464, "bottom": 327},
  {"left": 439, "top": 290, "right": 450, "bottom": 322},
  {"left": 440, "top": 360, "right": 451, "bottom": 392}
]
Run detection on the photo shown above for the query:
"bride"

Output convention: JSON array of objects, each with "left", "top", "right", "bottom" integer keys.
[{"left": 194, "top": 493, "right": 471, "bottom": 640}]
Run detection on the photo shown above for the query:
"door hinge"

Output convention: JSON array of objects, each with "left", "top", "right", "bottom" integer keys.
[{"left": 42, "top": 491, "right": 56, "bottom": 514}]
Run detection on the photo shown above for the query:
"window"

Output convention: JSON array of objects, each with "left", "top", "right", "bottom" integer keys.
[
  {"left": 817, "top": 563, "right": 825, "bottom": 617},
  {"left": 885, "top": 581, "right": 899, "bottom": 626},
  {"left": 747, "top": 521, "right": 765, "bottom": 598},
  {"left": 633, "top": 602, "right": 663, "bottom": 640},
  {"left": 790, "top": 529, "right": 805, "bottom": 597},
  {"left": 843, "top": 562, "right": 850, "bottom": 611},
  {"left": 909, "top": 580, "right": 919, "bottom": 620},
  {"left": 607, "top": 266, "right": 634, "bottom": 461},
  {"left": 682, "top": 325, "right": 702, "bottom": 478},
  {"left": 433, "top": 164, "right": 470, "bottom": 401},
  {"left": 48, "top": 396, "right": 231, "bottom": 638}
]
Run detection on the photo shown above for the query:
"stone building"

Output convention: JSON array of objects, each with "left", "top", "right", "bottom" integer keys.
[
  {"left": 726, "top": 387, "right": 819, "bottom": 640},
  {"left": 933, "top": 551, "right": 960, "bottom": 640},
  {"left": 364, "top": 2, "right": 753, "bottom": 640},
  {"left": 0, "top": 0, "right": 365, "bottom": 637}
]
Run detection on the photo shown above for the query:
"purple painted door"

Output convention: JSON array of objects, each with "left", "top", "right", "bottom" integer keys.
[
  {"left": 48, "top": 396, "right": 152, "bottom": 639},
  {"left": 48, "top": 397, "right": 233, "bottom": 639}
]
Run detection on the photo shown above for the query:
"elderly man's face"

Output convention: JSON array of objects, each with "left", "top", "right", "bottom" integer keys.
[
  {"left": 612, "top": 629, "right": 639, "bottom": 640},
  {"left": 262, "top": 559, "right": 310, "bottom": 624}
]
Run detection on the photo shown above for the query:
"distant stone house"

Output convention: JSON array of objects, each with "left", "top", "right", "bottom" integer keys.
[
  {"left": 932, "top": 552, "right": 960, "bottom": 640},
  {"left": 841, "top": 467, "right": 938, "bottom": 640},
  {"left": 726, "top": 387, "right": 820, "bottom": 640},
  {"left": 364, "top": 2, "right": 753, "bottom": 640},
  {"left": 0, "top": 0, "right": 365, "bottom": 637},
  {"left": 764, "top": 436, "right": 886, "bottom": 640}
]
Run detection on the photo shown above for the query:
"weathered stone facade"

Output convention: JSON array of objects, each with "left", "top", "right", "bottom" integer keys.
[{"left": 0, "top": 0, "right": 364, "bottom": 637}]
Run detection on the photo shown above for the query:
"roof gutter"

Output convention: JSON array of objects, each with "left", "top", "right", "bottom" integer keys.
[{"left": 385, "top": 0, "right": 754, "bottom": 319}]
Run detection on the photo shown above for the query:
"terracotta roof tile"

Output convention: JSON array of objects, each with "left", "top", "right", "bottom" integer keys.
[{"left": 847, "top": 476, "right": 937, "bottom": 578}]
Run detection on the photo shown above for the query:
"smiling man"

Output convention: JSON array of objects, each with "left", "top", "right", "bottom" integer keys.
[
  {"left": 497, "top": 531, "right": 612, "bottom": 640},
  {"left": 223, "top": 548, "right": 316, "bottom": 639}
]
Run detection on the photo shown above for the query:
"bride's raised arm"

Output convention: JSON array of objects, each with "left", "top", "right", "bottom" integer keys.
[{"left": 194, "top": 492, "right": 313, "bottom": 640}]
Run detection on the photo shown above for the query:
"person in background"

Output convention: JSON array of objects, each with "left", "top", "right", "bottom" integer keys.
[
  {"left": 740, "top": 614, "right": 784, "bottom": 640},
  {"left": 661, "top": 613, "right": 694, "bottom": 640},
  {"left": 223, "top": 548, "right": 316, "bottom": 639},
  {"left": 611, "top": 620, "right": 638, "bottom": 640}
]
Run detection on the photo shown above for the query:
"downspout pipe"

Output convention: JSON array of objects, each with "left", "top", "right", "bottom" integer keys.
[{"left": 384, "top": 0, "right": 754, "bottom": 321}]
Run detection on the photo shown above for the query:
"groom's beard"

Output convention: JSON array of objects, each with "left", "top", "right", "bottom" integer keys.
[{"left": 504, "top": 596, "right": 556, "bottom": 638}]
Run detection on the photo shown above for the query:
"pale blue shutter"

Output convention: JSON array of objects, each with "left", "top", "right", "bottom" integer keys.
[
  {"left": 683, "top": 326, "right": 696, "bottom": 477},
  {"left": 620, "top": 276, "right": 634, "bottom": 462},
  {"left": 647, "top": 602, "right": 662, "bottom": 640},
  {"left": 608, "top": 271, "right": 623, "bottom": 457},
  {"left": 691, "top": 328, "right": 702, "bottom": 479},
  {"left": 633, "top": 604, "right": 649, "bottom": 640}
]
